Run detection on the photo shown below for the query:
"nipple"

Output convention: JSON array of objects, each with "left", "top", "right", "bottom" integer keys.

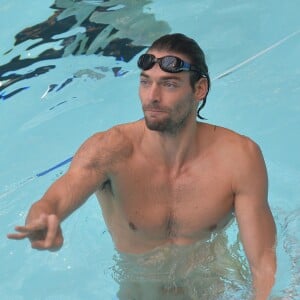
[{"left": 129, "top": 222, "right": 137, "bottom": 231}]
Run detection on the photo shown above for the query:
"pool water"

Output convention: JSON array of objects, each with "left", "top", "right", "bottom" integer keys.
[{"left": 1, "top": 0, "right": 300, "bottom": 299}]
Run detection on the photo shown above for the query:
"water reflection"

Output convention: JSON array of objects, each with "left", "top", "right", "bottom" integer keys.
[{"left": 0, "top": 0, "right": 170, "bottom": 100}]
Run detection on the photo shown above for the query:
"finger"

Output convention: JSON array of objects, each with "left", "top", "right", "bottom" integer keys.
[
  {"left": 15, "top": 216, "right": 47, "bottom": 233},
  {"left": 9, "top": 225, "right": 43, "bottom": 237},
  {"left": 7, "top": 225, "right": 32, "bottom": 239},
  {"left": 31, "top": 240, "right": 49, "bottom": 250},
  {"left": 24, "top": 214, "right": 47, "bottom": 232},
  {"left": 13, "top": 226, "right": 34, "bottom": 234},
  {"left": 7, "top": 232, "right": 29, "bottom": 240},
  {"left": 51, "top": 225, "right": 64, "bottom": 251},
  {"left": 44, "top": 214, "right": 59, "bottom": 248},
  {"left": 31, "top": 239, "right": 62, "bottom": 251}
]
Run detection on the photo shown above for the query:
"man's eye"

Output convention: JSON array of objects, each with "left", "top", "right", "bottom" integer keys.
[
  {"left": 162, "top": 81, "right": 178, "bottom": 88},
  {"left": 140, "top": 79, "right": 150, "bottom": 86}
]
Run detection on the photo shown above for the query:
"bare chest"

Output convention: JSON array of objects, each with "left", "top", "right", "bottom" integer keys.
[{"left": 98, "top": 159, "right": 234, "bottom": 243}]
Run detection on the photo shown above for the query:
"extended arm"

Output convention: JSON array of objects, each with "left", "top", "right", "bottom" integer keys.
[
  {"left": 234, "top": 139, "right": 276, "bottom": 300},
  {"left": 7, "top": 133, "right": 108, "bottom": 250}
]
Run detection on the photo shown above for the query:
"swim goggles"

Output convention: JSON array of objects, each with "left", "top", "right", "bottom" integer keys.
[{"left": 137, "top": 53, "right": 202, "bottom": 74}]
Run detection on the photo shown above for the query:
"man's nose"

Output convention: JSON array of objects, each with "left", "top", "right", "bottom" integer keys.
[{"left": 148, "top": 83, "right": 161, "bottom": 102}]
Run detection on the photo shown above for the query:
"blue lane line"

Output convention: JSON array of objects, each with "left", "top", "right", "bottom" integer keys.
[
  {"left": 36, "top": 156, "right": 73, "bottom": 177},
  {"left": 0, "top": 156, "right": 73, "bottom": 200},
  {"left": 34, "top": 119, "right": 145, "bottom": 178}
]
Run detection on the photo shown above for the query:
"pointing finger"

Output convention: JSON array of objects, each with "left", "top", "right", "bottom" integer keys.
[
  {"left": 7, "top": 232, "right": 29, "bottom": 240},
  {"left": 15, "top": 216, "right": 47, "bottom": 233}
]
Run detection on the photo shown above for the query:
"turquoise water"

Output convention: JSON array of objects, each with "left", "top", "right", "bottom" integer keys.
[{"left": 1, "top": 0, "right": 299, "bottom": 299}]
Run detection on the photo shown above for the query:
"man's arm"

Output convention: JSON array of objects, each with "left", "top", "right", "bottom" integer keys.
[
  {"left": 233, "top": 138, "right": 276, "bottom": 300},
  {"left": 7, "top": 132, "right": 109, "bottom": 250}
]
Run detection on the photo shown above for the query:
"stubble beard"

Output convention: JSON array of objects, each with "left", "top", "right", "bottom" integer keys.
[
  {"left": 144, "top": 105, "right": 193, "bottom": 135},
  {"left": 144, "top": 115, "right": 173, "bottom": 132}
]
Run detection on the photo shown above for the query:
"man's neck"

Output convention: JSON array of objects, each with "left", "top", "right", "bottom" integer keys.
[{"left": 141, "top": 120, "right": 200, "bottom": 171}]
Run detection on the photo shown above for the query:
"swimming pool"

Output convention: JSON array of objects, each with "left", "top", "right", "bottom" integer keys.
[{"left": 1, "top": 0, "right": 299, "bottom": 299}]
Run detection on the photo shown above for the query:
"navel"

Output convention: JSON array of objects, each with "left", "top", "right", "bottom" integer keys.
[{"left": 209, "top": 224, "right": 217, "bottom": 231}]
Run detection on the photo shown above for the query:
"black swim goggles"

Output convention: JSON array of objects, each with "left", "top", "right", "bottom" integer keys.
[{"left": 137, "top": 53, "right": 203, "bottom": 75}]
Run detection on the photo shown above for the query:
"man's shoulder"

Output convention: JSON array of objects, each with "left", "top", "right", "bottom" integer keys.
[
  {"left": 202, "top": 123, "right": 262, "bottom": 157},
  {"left": 212, "top": 124, "right": 264, "bottom": 166},
  {"left": 207, "top": 123, "right": 256, "bottom": 144},
  {"left": 224, "top": 127, "right": 260, "bottom": 154},
  {"left": 87, "top": 120, "right": 143, "bottom": 157}
]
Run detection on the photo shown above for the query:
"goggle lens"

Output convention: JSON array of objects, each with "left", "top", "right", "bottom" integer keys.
[{"left": 138, "top": 54, "right": 201, "bottom": 74}]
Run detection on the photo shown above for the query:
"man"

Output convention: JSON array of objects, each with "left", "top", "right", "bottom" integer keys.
[{"left": 8, "top": 33, "right": 276, "bottom": 299}]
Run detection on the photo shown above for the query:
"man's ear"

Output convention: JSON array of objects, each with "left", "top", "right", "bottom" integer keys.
[{"left": 194, "top": 77, "right": 208, "bottom": 101}]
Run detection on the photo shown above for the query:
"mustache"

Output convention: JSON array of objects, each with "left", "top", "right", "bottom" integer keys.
[{"left": 143, "top": 104, "right": 170, "bottom": 112}]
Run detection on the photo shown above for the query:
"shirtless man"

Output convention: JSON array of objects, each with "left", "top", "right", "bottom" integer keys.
[{"left": 8, "top": 33, "right": 276, "bottom": 299}]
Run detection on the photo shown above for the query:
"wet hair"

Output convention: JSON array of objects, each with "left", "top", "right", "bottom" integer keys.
[{"left": 148, "top": 33, "right": 211, "bottom": 119}]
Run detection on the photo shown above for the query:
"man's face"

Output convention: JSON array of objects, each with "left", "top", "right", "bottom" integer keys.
[{"left": 138, "top": 50, "right": 198, "bottom": 134}]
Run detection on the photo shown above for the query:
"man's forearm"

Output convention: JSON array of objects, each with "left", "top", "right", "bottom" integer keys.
[
  {"left": 253, "top": 276, "right": 275, "bottom": 300},
  {"left": 251, "top": 256, "right": 276, "bottom": 300},
  {"left": 31, "top": 174, "right": 82, "bottom": 222}
]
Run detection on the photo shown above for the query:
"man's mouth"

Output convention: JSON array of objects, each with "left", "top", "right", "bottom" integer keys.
[{"left": 143, "top": 106, "right": 169, "bottom": 113}]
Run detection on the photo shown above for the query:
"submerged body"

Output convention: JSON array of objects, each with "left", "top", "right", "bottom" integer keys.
[{"left": 113, "top": 230, "right": 251, "bottom": 300}]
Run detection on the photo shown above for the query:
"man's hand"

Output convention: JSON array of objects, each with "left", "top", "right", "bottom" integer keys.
[{"left": 7, "top": 214, "right": 63, "bottom": 251}]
